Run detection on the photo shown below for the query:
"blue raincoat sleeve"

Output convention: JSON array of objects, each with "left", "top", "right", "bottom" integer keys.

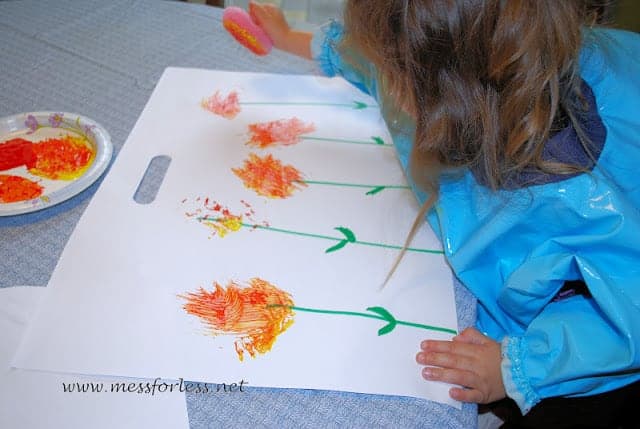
[
  {"left": 310, "top": 21, "right": 379, "bottom": 99},
  {"left": 495, "top": 28, "right": 640, "bottom": 413},
  {"left": 311, "top": 22, "right": 640, "bottom": 415}
]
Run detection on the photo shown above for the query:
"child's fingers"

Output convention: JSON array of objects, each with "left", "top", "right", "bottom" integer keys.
[
  {"left": 422, "top": 366, "right": 478, "bottom": 390},
  {"left": 449, "top": 386, "right": 485, "bottom": 403},
  {"left": 453, "top": 327, "right": 489, "bottom": 345},
  {"left": 248, "top": 2, "right": 274, "bottom": 24},
  {"left": 246, "top": 1, "right": 289, "bottom": 40},
  {"left": 420, "top": 339, "right": 478, "bottom": 358},
  {"left": 248, "top": 1, "right": 263, "bottom": 25},
  {"left": 416, "top": 349, "right": 476, "bottom": 372}
]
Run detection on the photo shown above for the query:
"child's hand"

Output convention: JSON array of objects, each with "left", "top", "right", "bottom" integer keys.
[
  {"left": 416, "top": 327, "right": 506, "bottom": 404},
  {"left": 248, "top": 1, "right": 312, "bottom": 59},
  {"left": 248, "top": 1, "right": 291, "bottom": 51}
]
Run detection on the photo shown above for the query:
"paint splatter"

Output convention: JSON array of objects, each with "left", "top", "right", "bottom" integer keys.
[
  {"left": 180, "top": 278, "right": 295, "bottom": 361},
  {"left": 232, "top": 153, "right": 306, "bottom": 198},
  {"left": 247, "top": 118, "right": 315, "bottom": 148},
  {"left": 28, "top": 135, "right": 95, "bottom": 180},
  {"left": 0, "top": 174, "right": 43, "bottom": 203},
  {"left": 200, "top": 209, "right": 243, "bottom": 237},
  {"left": 184, "top": 198, "right": 268, "bottom": 237},
  {"left": 201, "top": 90, "right": 241, "bottom": 119}
]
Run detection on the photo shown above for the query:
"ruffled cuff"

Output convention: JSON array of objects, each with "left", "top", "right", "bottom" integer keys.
[
  {"left": 501, "top": 336, "right": 541, "bottom": 415},
  {"left": 310, "top": 20, "right": 344, "bottom": 77}
]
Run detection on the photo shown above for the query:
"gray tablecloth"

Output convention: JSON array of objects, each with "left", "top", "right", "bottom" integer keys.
[{"left": 0, "top": 1, "right": 476, "bottom": 427}]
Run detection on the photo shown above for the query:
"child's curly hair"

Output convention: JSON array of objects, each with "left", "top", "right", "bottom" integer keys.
[
  {"left": 341, "top": 0, "right": 596, "bottom": 282},
  {"left": 345, "top": 0, "right": 598, "bottom": 189}
]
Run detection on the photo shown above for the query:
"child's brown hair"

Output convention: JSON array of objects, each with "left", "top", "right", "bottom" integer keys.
[{"left": 341, "top": 0, "right": 595, "bottom": 282}]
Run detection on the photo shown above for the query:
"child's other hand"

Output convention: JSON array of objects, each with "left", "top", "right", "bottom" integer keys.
[
  {"left": 248, "top": 1, "right": 291, "bottom": 50},
  {"left": 416, "top": 327, "right": 506, "bottom": 404}
]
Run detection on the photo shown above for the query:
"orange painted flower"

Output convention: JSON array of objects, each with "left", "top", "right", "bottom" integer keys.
[
  {"left": 29, "top": 135, "right": 95, "bottom": 180},
  {"left": 247, "top": 118, "right": 315, "bottom": 148},
  {"left": 0, "top": 174, "right": 44, "bottom": 203},
  {"left": 232, "top": 153, "right": 306, "bottom": 198},
  {"left": 201, "top": 90, "right": 241, "bottom": 119},
  {"left": 180, "top": 278, "right": 295, "bottom": 361}
]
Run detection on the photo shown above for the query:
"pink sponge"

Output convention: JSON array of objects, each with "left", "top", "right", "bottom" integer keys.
[{"left": 223, "top": 6, "right": 273, "bottom": 56}]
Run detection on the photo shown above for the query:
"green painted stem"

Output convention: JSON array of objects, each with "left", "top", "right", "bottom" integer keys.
[
  {"left": 300, "top": 180, "right": 410, "bottom": 190},
  {"left": 268, "top": 304, "right": 457, "bottom": 335},
  {"left": 395, "top": 320, "right": 457, "bottom": 334},
  {"left": 239, "top": 101, "right": 375, "bottom": 109},
  {"left": 300, "top": 136, "right": 392, "bottom": 146},
  {"left": 197, "top": 217, "right": 443, "bottom": 254},
  {"left": 239, "top": 222, "right": 444, "bottom": 255}
]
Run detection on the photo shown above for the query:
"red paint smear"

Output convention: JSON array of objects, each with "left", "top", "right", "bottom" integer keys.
[
  {"left": 29, "top": 136, "right": 94, "bottom": 180},
  {"left": 180, "top": 278, "right": 295, "bottom": 361},
  {"left": 201, "top": 90, "right": 241, "bottom": 119},
  {"left": 232, "top": 153, "right": 306, "bottom": 198},
  {"left": 0, "top": 174, "right": 43, "bottom": 203},
  {"left": 247, "top": 118, "right": 315, "bottom": 148},
  {"left": 0, "top": 138, "right": 36, "bottom": 171}
]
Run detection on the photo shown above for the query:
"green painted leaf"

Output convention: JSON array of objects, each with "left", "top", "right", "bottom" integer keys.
[
  {"left": 372, "top": 136, "right": 385, "bottom": 145},
  {"left": 377, "top": 321, "right": 396, "bottom": 336},
  {"left": 367, "top": 306, "right": 398, "bottom": 336},
  {"left": 325, "top": 239, "right": 348, "bottom": 253},
  {"left": 367, "top": 306, "right": 395, "bottom": 321},
  {"left": 334, "top": 226, "right": 356, "bottom": 242},
  {"left": 366, "top": 186, "right": 385, "bottom": 195},
  {"left": 353, "top": 101, "right": 368, "bottom": 109}
]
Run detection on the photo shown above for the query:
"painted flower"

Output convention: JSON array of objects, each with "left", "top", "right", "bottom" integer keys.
[
  {"left": 247, "top": 118, "right": 315, "bottom": 148},
  {"left": 180, "top": 278, "right": 295, "bottom": 361},
  {"left": 25, "top": 115, "right": 39, "bottom": 133},
  {"left": 48, "top": 113, "right": 64, "bottom": 127},
  {"left": 201, "top": 90, "right": 241, "bottom": 119},
  {"left": 232, "top": 153, "right": 306, "bottom": 198}
]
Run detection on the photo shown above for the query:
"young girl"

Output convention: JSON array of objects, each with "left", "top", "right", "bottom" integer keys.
[{"left": 246, "top": 1, "right": 640, "bottom": 426}]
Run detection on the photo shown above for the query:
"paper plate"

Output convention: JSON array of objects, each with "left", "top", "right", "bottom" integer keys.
[{"left": 0, "top": 112, "right": 113, "bottom": 216}]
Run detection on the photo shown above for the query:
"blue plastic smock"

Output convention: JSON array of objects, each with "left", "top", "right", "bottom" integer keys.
[{"left": 311, "top": 21, "right": 640, "bottom": 414}]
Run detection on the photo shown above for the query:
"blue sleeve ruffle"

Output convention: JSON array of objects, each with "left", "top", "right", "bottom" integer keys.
[
  {"left": 310, "top": 20, "right": 343, "bottom": 78},
  {"left": 501, "top": 336, "right": 539, "bottom": 414},
  {"left": 310, "top": 20, "right": 378, "bottom": 97}
]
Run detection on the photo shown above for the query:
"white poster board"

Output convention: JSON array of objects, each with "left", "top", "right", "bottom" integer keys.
[
  {"left": 1, "top": 287, "right": 189, "bottom": 429},
  {"left": 13, "top": 68, "right": 459, "bottom": 408}
]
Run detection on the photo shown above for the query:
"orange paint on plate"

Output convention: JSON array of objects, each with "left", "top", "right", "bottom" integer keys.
[
  {"left": 29, "top": 135, "right": 95, "bottom": 180},
  {"left": 232, "top": 153, "right": 306, "bottom": 198},
  {"left": 0, "top": 174, "right": 43, "bottom": 203},
  {"left": 180, "top": 278, "right": 295, "bottom": 361}
]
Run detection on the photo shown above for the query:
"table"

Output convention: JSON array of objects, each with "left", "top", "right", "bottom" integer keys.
[{"left": 0, "top": 1, "right": 477, "bottom": 427}]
